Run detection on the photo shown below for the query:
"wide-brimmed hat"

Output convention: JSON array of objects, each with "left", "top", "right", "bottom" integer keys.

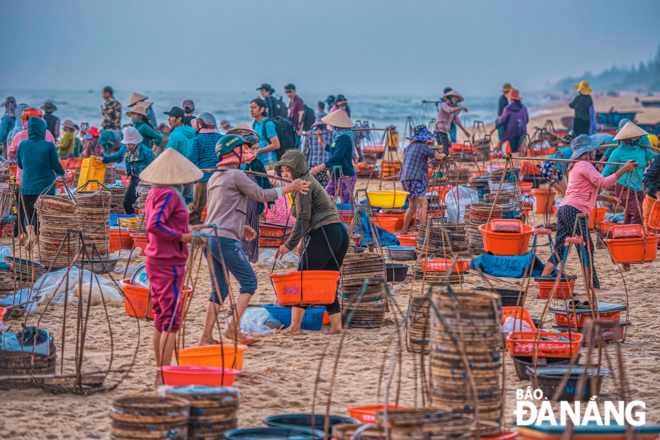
[
  {"left": 613, "top": 121, "right": 649, "bottom": 141},
  {"left": 570, "top": 134, "right": 603, "bottom": 160},
  {"left": 574, "top": 80, "right": 592, "bottom": 95},
  {"left": 126, "top": 105, "right": 148, "bottom": 117},
  {"left": 41, "top": 101, "right": 57, "bottom": 112},
  {"left": 322, "top": 110, "right": 354, "bottom": 128},
  {"left": 88, "top": 126, "right": 101, "bottom": 137},
  {"left": 121, "top": 127, "right": 144, "bottom": 145},
  {"left": 226, "top": 123, "right": 259, "bottom": 139},
  {"left": 312, "top": 113, "right": 328, "bottom": 127},
  {"left": 443, "top": 90, "right": 464, "bottom": 102},
  {"left": 506, "top": 88, "right": 522, "bottom": 101},
  {"left": 502, "top": 83, "right": 512, "bottom": 93},
  {"left": 62, "top": 120, "right": 76, "bottom": 130},
  {"left": 139, "top": 148, "right": 203, "bottom": 185},
  {"left": 128, "top": 92, "right": 148, "bottom": 107}
]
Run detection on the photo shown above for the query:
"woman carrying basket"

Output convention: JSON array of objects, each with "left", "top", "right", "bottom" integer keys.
[
  {"left": 276, "top": 149, "right": 347, "bottom": 335},
  {"left": 198, "top": 134, "right": 309, "bottom": 346},
  {"left": 540, "top": 135, "right": 636, "bottom": 291},
  {"left": 139, "top": 148, "right": 200, "bottom": 382}
]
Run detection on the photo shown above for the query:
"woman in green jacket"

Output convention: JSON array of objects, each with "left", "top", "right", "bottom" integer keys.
[
  {"left": 126, "top": 105, "right": 162, "bottom": 152},
  {"left": 602, "top": 121, "right": 656, "bottom": 227}
]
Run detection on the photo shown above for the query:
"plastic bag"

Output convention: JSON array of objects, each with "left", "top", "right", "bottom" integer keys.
[
  {"left": 0, "top": 288, "right": 36, "bottom": 313},
  {"left": 32, "top": 267, "right": 122, "bottom": 306},
  {"left": 256, "top": 249, "right": 300, "bottom": 270},
  {"left": 0, "top": 246, "right": 11, "bottom": 260},
  {"left": 115, "top": 264, "right": 141, "bottom": 277},
  {"left": 501, "top": 316, "right": 533, "bottom": 333},
  {"left": 445, "top": 186, "right": 479, "bottom": 223},
  {"left": 227, "top": 307, "right": 283, "bottom": 335}
]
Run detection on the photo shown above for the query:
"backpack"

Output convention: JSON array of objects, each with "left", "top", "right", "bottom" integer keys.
[
  {"left": 301, "top": 105, "right": 316, "bottom": 132},
  {"left": 266, "top": 95, "right": 288, "bottom": 119},
  {"left": 255, "top": 117, "right": 297, "bottom": 161}
]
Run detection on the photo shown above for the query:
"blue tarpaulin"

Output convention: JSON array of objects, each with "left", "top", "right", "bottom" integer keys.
[
  {"left": 337, "top": 203, "right": 400, "bottom": 247},
  {"left": 470, "top": 253, "right": 545, "bottom": 278}
]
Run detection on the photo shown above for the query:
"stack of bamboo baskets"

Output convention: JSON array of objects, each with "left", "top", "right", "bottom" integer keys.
[
  {"left": 75, "top": 191, "right": 111, "bottom": 259},
  {"left": 36, "top": 195, "right": 79, "bottom": 267},
  {"left": 430, "top": 287, "right": 503, "bottom": 437},
  {"left": 340, "top": 251, "right": 386, "bottom": 328}
]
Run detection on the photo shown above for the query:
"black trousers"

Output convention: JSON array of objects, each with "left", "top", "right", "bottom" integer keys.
[
  {"left": 573, "top": 118, "right": 590, "bottom": 136},
  {"left": 16, "top": 194, "right": 40, "bottom": 236},
  {"left": 124, "top": 176, "right": 139, "bottom": 215},
  {"left": 296, "top": 222, "right": 349, "bottom": 315}
]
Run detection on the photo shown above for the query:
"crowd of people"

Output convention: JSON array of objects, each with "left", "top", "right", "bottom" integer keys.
[{"left": 5, "top": 79, "right": 660, "bottom": 376}]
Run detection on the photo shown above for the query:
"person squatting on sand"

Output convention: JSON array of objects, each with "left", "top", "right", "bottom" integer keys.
[
  {"left": 540, "top": 134, "right": 636, "bottom": 291},
  {"left": 198, "top": 134, "right": 309, "bottom": 345},
  {"left": 275, "top": 149, "right": 347, "bottom": 335},
  {"left": 140, "top": 148, "right": 200, "bottom": 384}
]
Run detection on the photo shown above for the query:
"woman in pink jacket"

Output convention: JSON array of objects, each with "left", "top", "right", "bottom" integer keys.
[
  {"left": 140, "top": 148, "right": 203, "bottom": 384},
  {"left": 540, "top": 135, "right": 636, "bottom": 292}
]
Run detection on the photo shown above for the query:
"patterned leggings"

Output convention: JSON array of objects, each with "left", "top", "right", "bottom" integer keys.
[{"left": 549, "top": 205, "right": 599, "bottom": 288}]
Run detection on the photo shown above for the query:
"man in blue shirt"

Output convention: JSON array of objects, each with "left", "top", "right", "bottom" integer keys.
[
  {"left": 188, "top": 112, "right": 221, "bottom": 224},
  {"left": 250, "top": 98, "right": 280, "bottom": 172}
]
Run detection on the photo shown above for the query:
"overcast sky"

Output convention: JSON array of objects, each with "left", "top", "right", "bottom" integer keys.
[{"left": 1, "top": 0, "right": 658, "bottom": 96}]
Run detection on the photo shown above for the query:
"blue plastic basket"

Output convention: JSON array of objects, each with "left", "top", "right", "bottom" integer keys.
[{"left": 262, "top": 304, "right": 325, "bottom": 331}]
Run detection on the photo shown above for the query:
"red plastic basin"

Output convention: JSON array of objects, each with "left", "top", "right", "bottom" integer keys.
[{"left": 159, "top": 365, "right": 239, "bottom": 387}]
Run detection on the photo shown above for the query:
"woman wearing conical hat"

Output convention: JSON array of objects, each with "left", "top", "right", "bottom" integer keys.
[
  {"left": 602, "top": 121, "right": 657, "bottom": 228},
  {"left": 139, "top": 148, "right": 201, "bottom": 383}
]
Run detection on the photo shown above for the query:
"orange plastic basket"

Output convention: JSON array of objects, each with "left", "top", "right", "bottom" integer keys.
[
  {"left": 397, "top": 233, "right": 418, "bottom": 247},
  {"left": 501, "top": 307, "right": 537, "bottom": 333},
  {"left": 604, "top": 234, "right": 659, "bottom": 263},
  {"left": 8, "top": 165, "right": 17, "bottom": 176},
  {"left": 110, "top": 230, "right": 134, "bottom": 253},
  {"left": 420, "top": 258, "right": 471, "bottom": 273},
  {"left": 531, "top": 188, "right": 556, "bottom": 214},
  {"left": 120, "top": 280, "right": 192, "bottom": 320},
  {"left": 159, "top": 365, "right": 239, "bottom": 387},
  {"left": 518, "top": 181, "right": 533, "bottom": 193},
  {"left": 507, "top": 331, "right": 582, "bottom": 358},
  {"left": 610, "top": 224, "right": 644, "bottom": 239},
  {"left": 178, "top": 344, "right": 248, "bottom": 370},
  {"left": 130, "top": 233, "right": 148, "bottom": 250},
  {"left": 371, "top": 216, "right": 398, "bottom": 233},
  {"left": 346, "top": 405, "right": 407, "bottom": 424},
  {"left": 479, "top": 221, "right": 533, "bottom": 256},
  {"left": 450, "top": 142, "right": 475, "bottom": 153},
  {"left": 649, "top": 201, "right": 660, "bottom": 230},
  {"left": 588, "top": 207, "right": 607, "bottom": 230},
  {"left": 270, "top": 270, "right": 340, "bottom": 306},
  {"left": 537, "top": 280, "right": 576, "bottom": 299},
  {"left": 554, "top": 310, "right": 620, "bottom": 329},
  {"left": 376, "top": 212, "right": 414, "bottom": 230}
]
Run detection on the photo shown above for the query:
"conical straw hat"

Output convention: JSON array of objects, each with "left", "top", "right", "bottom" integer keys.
[
  {"left": 613, "top": 121, "right": 649, "bottom": 141},
  {"left": 128, "top": 92, "right": 148, "bottom": 107},
  {"left": 142, "top": 101, "right": 153, "bottom": 109},
  {"left": 139, "top": 148, "right": 204, "bottom": 185},
  {"left": 126, "top": 105, "right": 148, "bottom": 117},
  {"left": 322, "top": 110, "right": 354, "bottom": 128}
]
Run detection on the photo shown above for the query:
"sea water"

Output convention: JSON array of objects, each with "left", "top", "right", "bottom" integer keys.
[{"left": 0, "top": 88, "right": 551, "bottom": 138}]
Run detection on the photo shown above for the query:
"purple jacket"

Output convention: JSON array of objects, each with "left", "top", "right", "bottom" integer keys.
[
  {"left": 145, "top": 186, "right": 190, "bottom": 266},
  {"left": 495, "top": 101, "right": 528, "bottom": 142}
]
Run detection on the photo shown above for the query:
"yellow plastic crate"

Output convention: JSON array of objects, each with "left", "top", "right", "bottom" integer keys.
[
  {"left": 78, "top": 157, "right": 106, "bottom": 191},
  {"left": 119, "top": 217, "right": 138, "bottom": 231}
]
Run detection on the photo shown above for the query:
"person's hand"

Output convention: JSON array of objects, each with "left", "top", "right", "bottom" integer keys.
[
  {"left": 181, "top": 232, "right": 194, "bottom": 243},
  {"left": 461, "top": 107, "right": 469, "bottom": 112},
  {"left": 288, "top": 178, "right": 310, "bottom": 194},
  {"left": 310, "top": 165, "right": 322, "bottom": 176},
  {"left": 191, "top": 224, "right": 205, "bottom": 232},
  {"left": 621, "top": 160, "right": 638, "bottom": 174},
  {"left": 607, "top": 196, "right": 621, "bottom": 205},
  {"left": 277, "top": 245, "right": 291, "bottom": 259},
  {"left": 489, "top": 128, "right": 496, "bottom": 136},
  {"left": 243, "top": 225, "right": 257, "bottom": 241},
  {"left": 463, "top": 129, "right": 471, "bottom": 138}
]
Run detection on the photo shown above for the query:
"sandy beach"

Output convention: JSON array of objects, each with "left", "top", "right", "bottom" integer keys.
[{"left": 1, "top": 95, "right": 659, "bottom": 439}]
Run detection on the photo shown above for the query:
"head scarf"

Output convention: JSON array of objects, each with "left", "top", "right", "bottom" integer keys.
[
  {"left": 7, "top": 104, "right": 28, "bottom": 146},
  {"left": 407, "top": 125, "right": 434, "bottom": 142},
  {"left": 2, "top": 97, "right": 16, "bottom": 118}
]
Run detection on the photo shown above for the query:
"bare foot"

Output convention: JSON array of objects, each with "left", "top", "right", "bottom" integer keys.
[
  {"left": 198, "top": 335, "right": 219, "bottom": 346},
  {"left": 223, "top": 329, "right": 246, "bottom": 342},
  {"left": 282, "top": 326, "right": 302, "bottom": 336},
  {"left": 18, "top": 234, "right": 26, "bottom": 247},
  {"left": 326, "top": 327, "right": 343, "bottom": 335},
  {"left": 154, "top": 372, "right": 164, "bottom": 387}
]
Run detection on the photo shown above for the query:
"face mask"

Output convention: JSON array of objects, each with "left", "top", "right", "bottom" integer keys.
[{"left": 625, "top": 139, "right": 640, "bottom": 146}]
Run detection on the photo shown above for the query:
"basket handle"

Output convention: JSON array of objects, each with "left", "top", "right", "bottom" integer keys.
[{"left": 564, "top": 236, "right": 584, "bottom": 246}]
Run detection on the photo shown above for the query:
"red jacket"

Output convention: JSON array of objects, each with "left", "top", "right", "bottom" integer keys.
[{"left": 144, "top": 186, "right": 190, "bottom": 266}]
